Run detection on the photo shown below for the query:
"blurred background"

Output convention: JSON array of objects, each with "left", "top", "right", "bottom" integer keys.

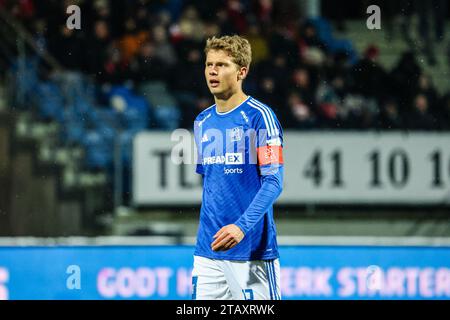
[{"left": 0, "top": 0, "right": 449, "bottom": 300}]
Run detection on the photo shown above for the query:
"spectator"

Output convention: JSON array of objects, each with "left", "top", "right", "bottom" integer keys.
[
  {"left": 406, "top": 94, "right": 438, "bottom": 130},
  {"left": 225, "top": 0, "right": 248, "bottom": 34},
  {"left": 316, "top": 74, "right": 348, "bottom": 129},
  {"left": 289, "top": 66, "right": 316, "bottom": 109},
  {"left": 269, "top": 24, "right": 299, "bottom": 67},
  {"left": 85, "top": 20, "right": 112, "bottom": 80},
  {"left": 379, "top": 99, "right": 404, "bottom": 130},
  {"left": 256, "top": 54, "right": 289, "bottom": 111},
  {"left": 48, "top": 26, "right": 84, "bottom": 71},
  {"left": 254, "top": 0, "right": 274, "bottom": 25},
  {"left": 351, "top": 45, "right": 388, "bottom": 99},
  {"left": 152, "top": 25, "right": 178, "bottom": 67},
  {"left": 169, "top": 47, "right": 208, "bottom": 128},
  {"left": 284, "top": 91, "right": 317, "bottom": 129},
  {"left": 245, "top": 22, "right": 270, "bottom": 66},
  {"left": 389, "top": 51, "right": 422, "bottom": 111},
  {"left": 342, "top": 94, "right": 379, "bottom": 129},
  {"left": 213, "top": 7, "right": 238, "bottom": 35},
  {"left": 130, "top": 41, "right": 170, "bottom": 83},
  {"left": 118, "top": 17, "right": 149, "bottom": 63},
  {"left": 417, "top": 73, "right": 439, "bottom": 116},
  {"left": 99, "top": 44, "right": 131, "bottom": 84},
  {"left": 298, "top": 22, "right": 327, "bottom": 67},
  {"left": 3, "top": 0, "right": 449, "bottom": 132},
  {"left": 177, "top": 5, "right": 205, "bottom": 42}
]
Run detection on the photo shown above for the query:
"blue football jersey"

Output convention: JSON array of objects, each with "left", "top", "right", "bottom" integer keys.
[{"left": 193, "top": 96, "right": 284, "bottom": 261}]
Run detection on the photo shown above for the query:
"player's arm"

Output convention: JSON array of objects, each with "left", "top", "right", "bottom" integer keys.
[
  {"left": 211, "top": 167, "right": 284, "bottom": 252},
  {"left": 234, "top": 166, "right": 283, "bottom": 233},
  {"left": 212, "top": 108, "right": 284, "bottom": 252},
  {"left": 193, "top": 117, "right": 205, "bottom": 176}
]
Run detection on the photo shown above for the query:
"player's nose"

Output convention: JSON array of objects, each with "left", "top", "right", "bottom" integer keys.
[{"left": 208, "top": 66, "right": 218, "bottom": 75}]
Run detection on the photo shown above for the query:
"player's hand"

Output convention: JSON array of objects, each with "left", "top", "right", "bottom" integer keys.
[{"left": 211, "top": 224, "right": 244, "bottom": 252}]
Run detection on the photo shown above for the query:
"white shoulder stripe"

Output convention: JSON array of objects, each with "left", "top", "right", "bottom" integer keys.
[
  {"left": 248, "top": 101, "right": 274, "bottom": 137},
  {"left": 196, "top": 108, "right": 213, "bottom": 127},
  {"left": 204, "top": 104, "right": 215, "bottom": 112},
  {"left": 250, "top": 98, "right": 279, "bottom": 136}
]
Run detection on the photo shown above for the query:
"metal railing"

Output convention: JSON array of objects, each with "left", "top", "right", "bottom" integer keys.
[{"left": 0, "top": 7, "right": 61, "bottom": 70}]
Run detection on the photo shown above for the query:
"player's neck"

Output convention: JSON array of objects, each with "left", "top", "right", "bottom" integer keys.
[{"left": 214, "top": 91, "right": 248, "bottom": 114}]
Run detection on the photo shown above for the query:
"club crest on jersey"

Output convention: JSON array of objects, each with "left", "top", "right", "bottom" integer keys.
[{"left": 229, "top": 126, "right": 243, "bottom": 142}]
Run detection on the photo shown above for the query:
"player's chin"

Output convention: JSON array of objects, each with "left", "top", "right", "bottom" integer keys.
[{"left": 208, "top": 87, "right": 222, "bottom": 94}]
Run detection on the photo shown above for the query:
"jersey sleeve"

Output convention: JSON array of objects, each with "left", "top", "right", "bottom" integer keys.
[
  {"left": 193, "top": 117, "right": 204, "bottom": 175},
  {"left": 253, "top": 106, "right": 284, "bottom": 176},
  {"left": 234, "top": 167, "right": 283, "bottom": 235}
]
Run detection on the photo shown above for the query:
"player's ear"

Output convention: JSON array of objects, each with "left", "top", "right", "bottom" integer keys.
[{"left": 238, "top": 66, "right": 248, "bottom": 81}]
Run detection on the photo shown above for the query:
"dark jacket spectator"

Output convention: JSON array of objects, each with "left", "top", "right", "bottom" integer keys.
[
  {"left": 130, "top": 41, "right": 170, "bottom": 83},
  {"left": 379, "top": 99, "right": 404, "bottom": 130},
  {"left": 389, "top": 51, "right": 422, "bottom": 111},
  {"left": 406, "top": 94, "right": 439, "bottom": 130},
  {"left": 85, "top": 20, "right": 112, "bottom": 79},
  {"left": 48, "top": 26, "right": 84, "bottom": 71},
  {"left": 351, "top": 45, "right": 389, "bottom": 99}
]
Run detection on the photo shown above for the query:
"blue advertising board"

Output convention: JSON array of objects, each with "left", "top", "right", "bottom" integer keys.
[{"left": 0, "top": 245, "right": 449, "bottom": 300}]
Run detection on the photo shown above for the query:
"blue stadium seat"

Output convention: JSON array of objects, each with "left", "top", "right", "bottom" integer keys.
[
  {"left": 72, "top": 98, "right": 92, "bottom": 119},
  {"left": 63, "top": 122, "right": 85, "bottom": 145},
  {"left": 81, "top": 130, "right": 114, "bottom": 170},
  {"left": 94, "top": 108, "right": 122, "bottom": 130},
  {"left": 153, "top": 105, "right": 181, "bottom": 130},
  {"left": 122, "top": 97, "right": 150, "bottom": 130},
  {"left": 107, "top": 85, "right": 134, "bottom": 103},
  {"left": 138, "top": 81, "right": 180, "bottom": 129},
  {"left": 104, "top": 85, "right": 151, "bottom": 130},
  {"left": 138, "top": 81, "right": 177, "bottom": 107},
  {"left": 309, "top": 17, "right": 359, "bottom": 65},
  {"left": 35, "top": 81, "right": 65, "bottom": 122},
  {"left": 10, "top": 57, "right": 39, "bottom": 107}
]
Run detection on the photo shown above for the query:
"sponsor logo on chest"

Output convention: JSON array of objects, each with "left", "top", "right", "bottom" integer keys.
[{"left": 202, "top": 153, "right": 243, "bottom": 165}]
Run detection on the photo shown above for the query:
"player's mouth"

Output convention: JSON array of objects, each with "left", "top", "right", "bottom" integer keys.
[{"left": 209, "top": 79, "right": 220, "bottom": 88}]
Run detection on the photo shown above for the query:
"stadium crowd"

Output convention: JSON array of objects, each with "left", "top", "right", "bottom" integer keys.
[{"left": 2, "top": 0, "right": 450, "bottom": 131}]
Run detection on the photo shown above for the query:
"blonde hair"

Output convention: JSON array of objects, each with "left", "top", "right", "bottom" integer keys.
[{"left": 204, "top": 35, "right": 252, "bottom": 69}]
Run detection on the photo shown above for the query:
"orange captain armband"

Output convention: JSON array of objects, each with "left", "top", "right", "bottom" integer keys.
[{"left": 257, "top": 145, "right": 284, "bottom": 166}]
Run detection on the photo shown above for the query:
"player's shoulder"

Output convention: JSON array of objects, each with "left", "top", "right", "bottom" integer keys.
[
  {"left": 244, "top": 97, "right": 279, "bottom": 124},
  {"left": 194, "top": 104, "right": 215, "bottom": 125}
]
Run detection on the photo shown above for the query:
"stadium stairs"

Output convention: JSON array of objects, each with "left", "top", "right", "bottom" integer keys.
[
  {"left": 336, "top": 19, "right": 449, "bottom": 94},
  {"left": 0, "top": 95, "right": 110, "bottom": 236}
]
